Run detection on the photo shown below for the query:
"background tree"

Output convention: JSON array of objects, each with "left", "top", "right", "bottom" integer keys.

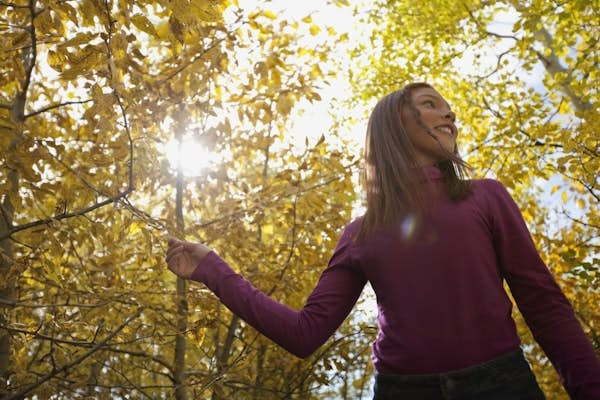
[
  {"left": 0, "top": 0, "right": 365, "bottom": 398},
  {"left": 348, "top": 0, "right": 599, "bottom": 398}
]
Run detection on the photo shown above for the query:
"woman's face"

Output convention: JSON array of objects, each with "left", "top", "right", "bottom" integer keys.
[{"left": 400, "top": 87, "right": 457, "bottom": 166}]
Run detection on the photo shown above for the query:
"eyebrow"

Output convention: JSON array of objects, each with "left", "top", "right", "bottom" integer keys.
[{"left": 416, "top": 94, "right": 451, "bottom": 109}]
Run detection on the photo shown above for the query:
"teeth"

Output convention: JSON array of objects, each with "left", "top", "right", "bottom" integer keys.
[{"left": 436, "top": 126, "right": 452, "bottom": 134}]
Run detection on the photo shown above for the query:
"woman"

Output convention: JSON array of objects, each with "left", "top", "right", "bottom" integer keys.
[{"left": 166, "top": 83, "right": 600, "bottom": 399}]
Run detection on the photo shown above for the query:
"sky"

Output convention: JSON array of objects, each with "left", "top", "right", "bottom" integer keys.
[{"left": 250, "top": 0, "right": 370, "bottom": 146}]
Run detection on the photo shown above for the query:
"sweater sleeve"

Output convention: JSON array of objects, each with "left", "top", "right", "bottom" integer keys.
[
  {"left": 190, "top": 222, "right": 367, "bottom": 358},
  {"left": 487, "top": 180, "right": 600, "bottom": 399}
]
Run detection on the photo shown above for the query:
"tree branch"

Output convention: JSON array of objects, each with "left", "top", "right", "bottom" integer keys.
[
  {"left": 485, "top": 30, "right": 519, "bottom": 41},
  {"left": 24, "top": 99, "right": 93, "bottom": 119},
  {"left": 100, "top": 0, "right": 135, "bottom": 195},
  {"left": 158, "top": 35, "right": 232, "bottom": 85},
  {"left": 472, "top": 48, "right": 512, "bottom": 83},
  {"left": 0, "top": 187, "right": 133, "bottom": 241},
  {"left": 533, "top": 26, "right": 592, "bottom": 112},
  {"left": 267, "top": 195, "right": 298, "bottom": 296},
  {"left": 102, "top": 347, "right": 174, "bottom": 379},
  {"left": 0, "top": 201, "right": 12, "bottom": 230},
  {"left": 0, "top": 1, "right": 29, "bottom": 9},
  {"left": 101, "top": 360, "right": 158, "bottom": 400},
  {"left": 195, "top": 174, "right": 346, "bottom": 230},
  {"left": 4, "top": 307, "right": 144, "bottom": 400},
  {"left": 0, "top": 323, "right": 98, "bottom": 347},
  {"left": 0, "top": 298, "right": 110, "bottom": 309},
  {"left": 18, "top": 0, "right": 37, "bottom": 106}
]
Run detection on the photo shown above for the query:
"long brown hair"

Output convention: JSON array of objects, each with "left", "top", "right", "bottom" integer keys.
[{"left": 356, "top": 82, "right": 472, "bottom": 242}]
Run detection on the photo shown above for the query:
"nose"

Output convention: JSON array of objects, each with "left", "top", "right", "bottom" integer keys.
[{"left": 444, "top": 110, "right": 456, "bottom": 123}]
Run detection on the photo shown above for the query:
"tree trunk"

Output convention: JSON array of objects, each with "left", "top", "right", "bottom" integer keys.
[
  {"left": 0, "top": 160, "right": 17, "bottom": 393},
  {"left": 252, "top": 343, "right": 266, "bottom": 399},
  {"left": 0, "top": 26, "right": 30, "bottom": 389},
  {"left": 211, "top": 314, "right": 239, "bottom": 400},
  {"left": 534, "top": 26, "right": 592, "bottom": 112},
  {"left": 173, "top": 136, "right": 188, "bottom": 400}
]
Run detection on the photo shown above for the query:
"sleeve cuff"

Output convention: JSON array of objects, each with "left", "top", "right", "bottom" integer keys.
[{"left": 190, "top": 250, "right": 220, "bottom": 283}]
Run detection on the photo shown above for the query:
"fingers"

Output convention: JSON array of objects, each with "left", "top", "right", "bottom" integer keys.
[
  {"left": 168, "top": 237, "right": 181, "bottom": 247},
  {"left": 168, "top": 238, "right": 196, "bottom": 253},
  {"left": 166, "top": 242, "right": 184, "bottom": 264},
  {"left": 165, "top": 238, "right": 208, "bottom": 279}
]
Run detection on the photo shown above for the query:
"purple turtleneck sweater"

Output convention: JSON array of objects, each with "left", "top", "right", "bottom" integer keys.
[{"left": 191, "top": 166, "right": 600, "bottom": 399}]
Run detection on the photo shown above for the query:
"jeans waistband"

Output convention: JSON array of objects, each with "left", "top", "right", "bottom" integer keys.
[{"left": 376, "top": 347, "right": 526, "bottom": 384}]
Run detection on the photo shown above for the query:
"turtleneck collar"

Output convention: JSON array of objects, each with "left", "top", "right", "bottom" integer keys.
[{"left": 420, "top": 164, "right": 444, "bottom": 181}]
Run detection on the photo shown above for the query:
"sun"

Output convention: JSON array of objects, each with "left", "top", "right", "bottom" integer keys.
[{"left": 165, "top": 137, "right": 221, "bottom": 177}]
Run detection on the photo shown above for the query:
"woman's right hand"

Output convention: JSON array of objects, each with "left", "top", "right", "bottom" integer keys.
[{"left": 165, "top": 238, "right": 211, "bottom": 279}]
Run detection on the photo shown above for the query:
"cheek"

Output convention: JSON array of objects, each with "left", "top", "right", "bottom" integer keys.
[
  {"left": 418, "top": 109, "right": 436, "bottom": 123},
  {"left": 401, "top": 112, "right": 422, "bottom": 135}
]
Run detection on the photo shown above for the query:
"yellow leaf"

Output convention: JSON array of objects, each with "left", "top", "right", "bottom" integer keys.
[
  {"left": 561, "top": 192, "right": 568, "bottom": 204},
  {"left": 276, "top": 93, "right": 294, "bottom": 116},
  {"left": 62, "top": 2, "right": 79, "bottom": 25},
  {"left": 309, "top": 25, "right": 320, "bottom": 35},
  {"left": 80, "top": 0, "right": 98, "bottom": 26},
  {"left": 128, "top": 222, "right": 142, "bottom": 235},
  {"left": 262, "top": 10, "right": 277, "bottom": 19},
  {"left": 190, "top": 0, "right": 222, "bottom": 22},
  {"left": 47, "top": 50, "right": 67, "bottom": 72},
  {"left": 131, "top": 14, "right": 158, "bottom": 37},
  {"left": 60, "top": 33, "right": 97, "bottom": 48},
  {"left": 271, "top": 68, "right": 281, "bottom": 86},
  {"left": 155, "top": 21, "right": 172, "bottom": 40},
  {"left": 192, "top": 326, "right": 206, "bottom": 347},
  {"left": 262, "top": 224, "right": 274, "bottom": 235},
  {"left": 558, "top": 101, "right": 570, "bottom": 114},
  {"left": 34, "top": 8, "right": 54, "bottom": 33},
  {"left": 310, "top": 64, "right": 322, "bottom": 80}
]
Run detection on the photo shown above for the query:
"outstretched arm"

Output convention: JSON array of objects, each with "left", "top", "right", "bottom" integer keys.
[
  {"left": 165, "top": 225, "right": 367, "bottom": 358},
  {"left": 487, "top": 181, "right": 600, "bottom": 399}
]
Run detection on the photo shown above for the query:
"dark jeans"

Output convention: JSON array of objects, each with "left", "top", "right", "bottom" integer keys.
[{"left": 373, "top": 348, "right": 546, "bottom": 400}]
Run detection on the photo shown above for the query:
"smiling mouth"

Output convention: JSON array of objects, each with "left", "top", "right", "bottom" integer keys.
[{"left": 435, "top": 126, "right": 454, "bottom": 135}]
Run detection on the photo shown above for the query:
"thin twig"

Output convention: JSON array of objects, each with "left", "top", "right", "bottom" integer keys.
[
  {"left": 0, "top": 298, "right": 110, "bottom": 309},
  {"left": 3, "top": 307, "right": 144, "bottom": 400},
  {"left": 0, "top": 187, "right": 133, "bottom": 241},
  {"left": 24, "top": 99, "right": 93, "bottom": 118},
  {"left": 0, "top": 1, "right": 30, "bottom": 8}
]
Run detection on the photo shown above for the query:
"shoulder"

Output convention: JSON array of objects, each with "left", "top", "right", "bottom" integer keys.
[
  {"left": 471, "top": 177, "right": 507, "bottom": 192},
  {"left": 469, "top": 178, "right": 526, "bottom": 226},
  {"left": 327, "top": 218, "right": 364, "bottom": 269},
  {"left": 470, "top": 178, "right": 512, "bottom": 201},
  {"left": 466, "top": 178, "right": 519, "bottom": 219},
  {"left": 337, "top": 217, "right": 363, "bottom": 246},
  {"left": 330, "top": 217, "right": 365, "bottom": 256}
]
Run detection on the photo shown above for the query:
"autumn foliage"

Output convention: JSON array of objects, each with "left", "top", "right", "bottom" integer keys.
[{"left": 0, "top": 0, "right": 598, "bottom": 399}]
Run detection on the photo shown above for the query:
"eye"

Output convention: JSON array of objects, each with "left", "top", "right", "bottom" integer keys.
[{"left": 423, "top": 100, "right": 435, "bottom": 108}]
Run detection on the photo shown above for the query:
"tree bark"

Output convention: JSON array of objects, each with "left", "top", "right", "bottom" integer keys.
[
  {"left": 534, "top": 26, "right": 592, "bottom": 112},
  {"left": 0, "top": 150, "right": 17, "bottom": 393},
  {"left": 173, "top": 135, "right": 188, "bottom": 400},
  {"left": 0, "top": 9, "right": 30, "bottom": 386},
  {"left": 252, "top": 343, "right": 266, "bottom": 399}
]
